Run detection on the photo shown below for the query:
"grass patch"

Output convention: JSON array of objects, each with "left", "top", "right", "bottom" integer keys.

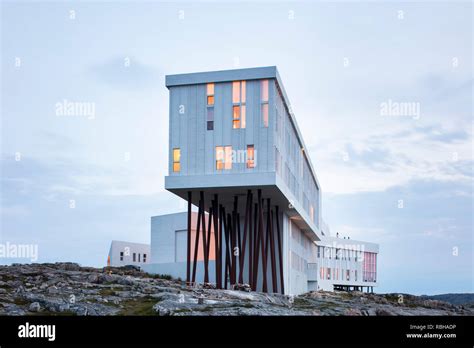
[
  {"left": 13, "top": 297, "right": 29, "bottom": 306},
  {"left": 147, "top": 274, "right": 173, "bottom": 281},
  {"left": 118, "top": 297, "right": 157, "bottom": 316},
  {"left": 99, "top": 287, "right": 117, "bottom": 296}
]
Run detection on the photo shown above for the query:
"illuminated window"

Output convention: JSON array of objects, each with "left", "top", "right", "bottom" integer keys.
[
  {"left": 247, "top": 145, "right": 255, "bottom": 168},
  {"left": 173, "top": 148, "right": 181, "bottom": 172},
  {"left": 207, "top": 107, "right": 214, "bottom": 130},
  {"left": 261, "top": 80, "right": 269, "bottom": 102},
  {"left": 216, "top": 146, "right": 232, "bottom": 170},
  {"left": 233, "top": 106, "right": 240, "bottom": 129},
  {"left": 232, "top": 81, "right": 246, "bottom": 128},
  {"left": 207, "top": 83, "right": 214, "bottom": 106}
]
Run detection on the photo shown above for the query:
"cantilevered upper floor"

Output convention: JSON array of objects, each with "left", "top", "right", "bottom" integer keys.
[{"left": 164, "top": 66, "right": 322, "bottom": 240}]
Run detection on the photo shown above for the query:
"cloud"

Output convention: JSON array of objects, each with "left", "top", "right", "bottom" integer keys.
[
  {"left": 323, "top": 178, "right": 472, "bottom": 294},
  {"left": 414, "top": 125, "right": 470, "bottom": 143},
  {"left": 89, "top": 56, "right": 161, "bottom": 89}
]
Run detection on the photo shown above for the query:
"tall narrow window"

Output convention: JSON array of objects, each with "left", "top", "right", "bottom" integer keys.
[
  {"left": 207, "top": 108, "right": 214, "bottom": 130},
  {"left": 216, "top": 146, "right": 232, "bottom": 170},
  {"left": 261, "top": 80, "right": 269, "bottom": 127},
  {"left": 232, "top": 81, "right": 246, "bottom": 129},
  {"left": 138, "top": 253, "right": 141, "bottom": 262},
  {"left": 224, "top": 146, "right": 232, "bottom": 169},
  {"left": 133, "top": 253, "right": 136, "bottom": 262},
  {"left": 207, "top": 83, "right": 214, "bottom": 106},
  {"left": 233, "top": 105, "right": 240, "bottom": 128},
  {"left": 216, "top": 146, "right": 224, "bottom": 170},
  {"left": 262, "top": 104, "right": 269, "bottom": 127},
  {"left": 247, "top": 145, "right": 255, "bottom": 168},
  {"left": 143, "top": 253, "right": 147, "bottom": 263},
  {"left": 120, "top": 251, "right": 124, "bottom": 261},
  {"left": 261, "top": 79, "right": 269, "bottom": 102},
  {"left": 207, "top": 83, "right": 215, "bottom": 131},
  {"left": 173, "top": 148, "right": 181, "bottom": 172}
]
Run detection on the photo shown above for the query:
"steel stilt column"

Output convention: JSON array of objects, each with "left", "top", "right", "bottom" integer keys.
[
  {"left": 275, "top": 205, "right": 285, "bottom": 294},
  {"left": 186, "top": 191, "right": 192, "bottom": 284}
]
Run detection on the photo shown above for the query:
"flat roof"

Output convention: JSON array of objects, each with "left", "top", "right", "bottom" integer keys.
[
  {"left": 165, "top": 66, "right": 322, "bottom": 196},
  {"left": 166, "top": 66, "right": 278, "bottom": 87}
]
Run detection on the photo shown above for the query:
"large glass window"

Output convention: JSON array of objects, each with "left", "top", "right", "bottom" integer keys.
[
  {"left": 363, "top": 252, "right": 377, "bottom": 282},
  {"left": 173, "top": 148, "right": 181, "bottom": 172},
  {"left": 232, "top": 81, "right": 246, "bottom": 129},
  {"left": 216, "top": 146, "right": 232, "bottom": 170}
]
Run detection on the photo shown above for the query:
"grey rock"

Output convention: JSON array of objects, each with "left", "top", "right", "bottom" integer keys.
[{"left": 28, "top": 302, "right": 41, "bottom": 312}]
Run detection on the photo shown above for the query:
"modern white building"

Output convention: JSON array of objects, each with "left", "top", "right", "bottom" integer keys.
[
  {"left": 107, "top": 240, "right": 150, "bottom": 268},
  {"left": 144, "top": 66, "right": 379, "bottom": 295}
]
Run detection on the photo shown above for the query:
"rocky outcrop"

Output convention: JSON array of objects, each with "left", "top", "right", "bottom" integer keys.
[{"left": 0, "top": 263, "right": 471, "bottom": 316}]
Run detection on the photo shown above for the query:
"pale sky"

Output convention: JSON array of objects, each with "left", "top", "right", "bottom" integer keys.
[{"left": 1, "top": 0, "right": 472, "bottom": 295}]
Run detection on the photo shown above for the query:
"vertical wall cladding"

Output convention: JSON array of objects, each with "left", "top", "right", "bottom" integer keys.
[
  {"left": 169, "top": 79, "right": 275, "bottom": 176},
  {"left": 273, "top": 86, "right": 320, "bottom": 228}
]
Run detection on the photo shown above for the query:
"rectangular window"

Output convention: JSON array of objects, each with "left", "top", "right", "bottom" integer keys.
[
  {"left": 207, "top": 83, "right": 214, "bottom": 106},
  {"left": 138, "top": 253, "right": 141, "bottom": 262},
  {"left": 216, "top": 146, "right": 232, "bottom": 170},
  {"left": 232, "top": 81, "right": 246, "bottom": 128},
  {"left": 207, "top": 108, "right": 214, "bottom": 130},
  {"left": 247, "top": 145, "right": 255, "bottom": 168},
  {"left": 310, "top": 205, "right": 315, "bottom": 223},
  {"left": 143, "top": 253, "right": 147, "bottom": 262},
  {"left": 133, "top": 253, "right": 136, "bottom": 262},
  {"left": 232, "top": 81, "right": 241, "bottom": 104},
  {"left": 261, "top": 79, "right": 269, "bottom": 102},
  {"left": 262, "top": 103, "right": 269, "bottom": 127},
  {"left": 224, "top": 146, "right": 232, "bottom": 169},
  {"left": 216, "top": 146, "right": 224, "bottom": 170},
  {"left": 120, "top": 251, "right": 124, "bottom": 261},
  {"left": 232, "top": 105, "right": 240, "bottom": 129},
  {"left": 173, "top": 148, "right": 181, "bottom": 172}
]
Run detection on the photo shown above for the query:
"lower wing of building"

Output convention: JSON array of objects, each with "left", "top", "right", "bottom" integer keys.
[{"left": 143, "top": 209, "right": 378, "bottom": 295}]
